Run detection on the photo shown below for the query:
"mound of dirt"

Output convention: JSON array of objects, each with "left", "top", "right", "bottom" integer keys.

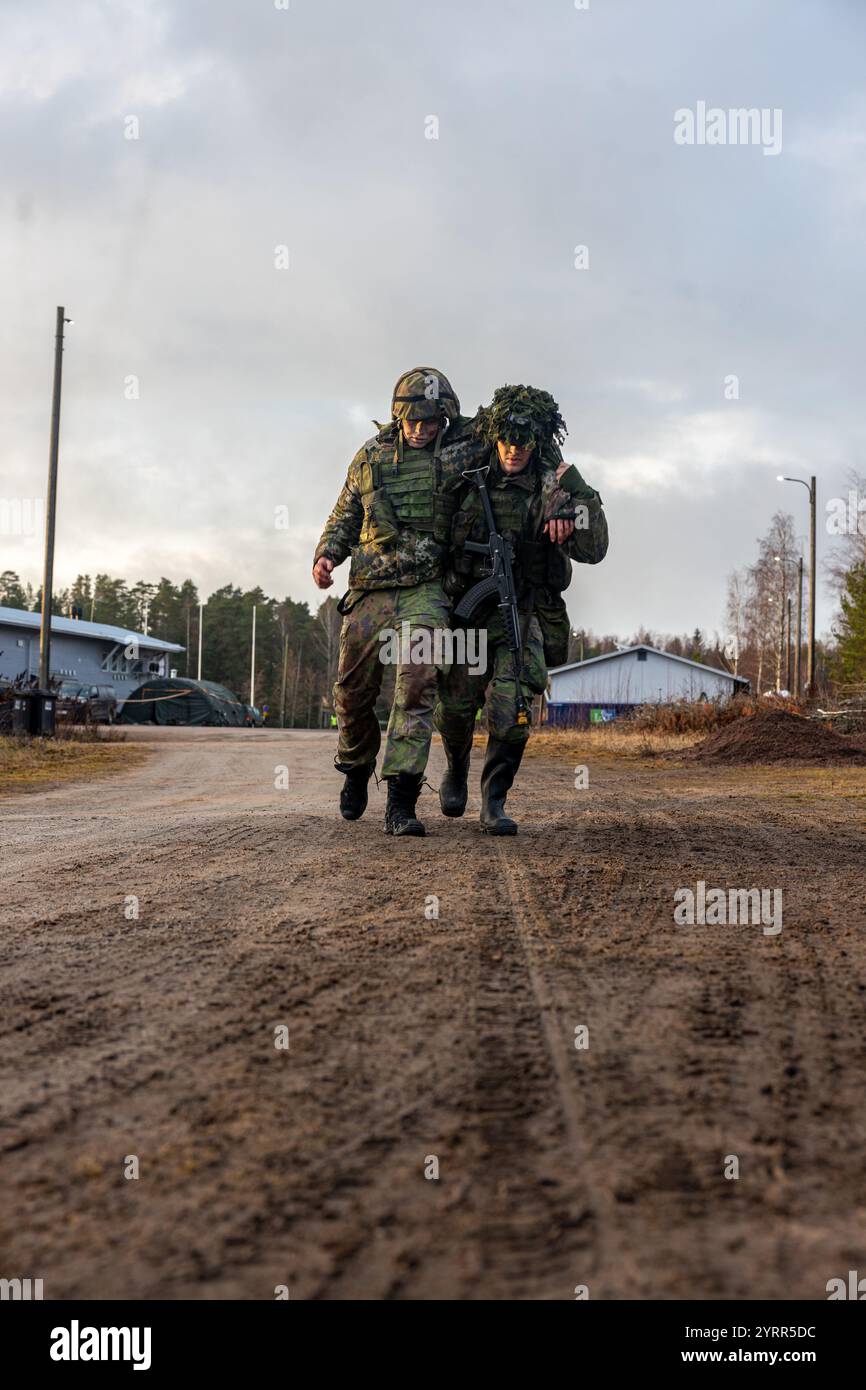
[{"left": 687, "top": 708, "right": 866, "bottom": 766}]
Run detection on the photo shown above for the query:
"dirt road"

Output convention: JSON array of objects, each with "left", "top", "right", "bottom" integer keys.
[{"left": 2, "top": 728, "right": 865, "bottom": 1300}]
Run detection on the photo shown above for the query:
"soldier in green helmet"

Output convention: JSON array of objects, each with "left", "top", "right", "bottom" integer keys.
[
  {"left": 313, "top": 367, "right": 486, "bottom": 836},
  {"left": 434, "top": 384, "right": 608, "bottom": 834}
]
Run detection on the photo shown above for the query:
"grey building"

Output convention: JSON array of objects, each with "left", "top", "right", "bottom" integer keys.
[
  {"left": 0, "top": 605, "right": 185, "bottom": 701},
  {"left": 546, "top": 644, "right": 749, "bottom": 725}
]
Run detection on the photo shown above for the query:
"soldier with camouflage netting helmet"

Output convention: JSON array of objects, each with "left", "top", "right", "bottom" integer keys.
[
  {"left": 312, "top": 367, "right": 484, "bottom": 835},
  {"left": 433, "top": 383, "right": 608, "bottom": 834}
]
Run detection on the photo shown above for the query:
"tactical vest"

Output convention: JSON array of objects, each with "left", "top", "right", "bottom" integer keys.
[
  {"left": 449, "top": 460, "right": 572, "bottom": 605},
  {"left": 357, "top": 429, "right": 460, "bottom": 545}
]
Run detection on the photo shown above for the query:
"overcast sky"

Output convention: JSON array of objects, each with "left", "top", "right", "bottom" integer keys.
[{"left": 2, "top": 0, "right": 864, "bottom": 642}]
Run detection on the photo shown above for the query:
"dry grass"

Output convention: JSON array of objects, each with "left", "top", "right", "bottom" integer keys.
[
  {"left": 0, "top": 728, "right": 148, "bottom": 793},
  {"left": 524, "top": 695, "right": 811, "bottom": 758},
  {"left": 517, "top": 726, "right": 706, "bottom": 761},
  {"left": 631, "top": 693, "right": 806, "bottom": 734}
]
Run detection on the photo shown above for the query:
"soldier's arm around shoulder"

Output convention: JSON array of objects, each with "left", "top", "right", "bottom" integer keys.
[
  {"left": 313, "top": 446, "right": 367, "bottom": 566},
  {"left": 557, "top": 462, "right": 609, "bottom": 565}
]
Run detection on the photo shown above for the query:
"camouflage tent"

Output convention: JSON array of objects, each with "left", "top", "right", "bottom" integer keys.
[{"left": 120, "top": 677, "right": 245, "bottom": 727}]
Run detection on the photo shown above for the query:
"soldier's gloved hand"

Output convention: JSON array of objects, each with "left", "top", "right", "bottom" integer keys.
[
  {"left": 313, "top": 556, "right": 335, "bottom": 589},
  {"left": 556, "top": 461, "right": 599, "bottom": 503},
  {"left": 544, "top": 518, "right": 575, "bottom": 544}
]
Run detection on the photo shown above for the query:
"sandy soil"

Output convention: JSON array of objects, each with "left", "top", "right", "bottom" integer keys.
[{"left": 2, "top": 727, "right": 865, "bottom": 1300}]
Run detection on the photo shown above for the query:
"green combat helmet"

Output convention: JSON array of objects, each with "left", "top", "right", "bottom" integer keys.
[
  {"left": 475, "top": 383, "right": 567, "bottom": 449},
  {"left": 391, "top": 367, "right": 461, "bottom": 423}
]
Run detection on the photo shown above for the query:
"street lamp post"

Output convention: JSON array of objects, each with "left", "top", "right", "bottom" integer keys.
[
  {"left": 795, "top": 555, "right": 804, "bottom": 697},
  {"left": 773, "top": 555, "right": 785, "bottom": 693},
  {"left": 39, "top": 307, "right": 72, "bottom": 690},
  {"left": 250, "top": 603, "right": 257, "bottom": 705},
  {"left": 778, "top": 474, "right": 817, "bottom": 697},
  {"left": 786, "top": 596, "right": 792, "bottom": 693}
]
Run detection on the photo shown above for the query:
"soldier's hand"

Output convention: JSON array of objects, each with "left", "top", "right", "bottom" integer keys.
[
  {"left": 544, "top": 519, "right": 575, "bottom": 544},
  {"left": 313, "top": 556, "right": 335, "bottom": 589}
]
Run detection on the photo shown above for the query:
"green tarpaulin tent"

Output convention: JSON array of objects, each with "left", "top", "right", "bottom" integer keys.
[{"left": 120, "top": 677, "right": 245, "bottom": 727}]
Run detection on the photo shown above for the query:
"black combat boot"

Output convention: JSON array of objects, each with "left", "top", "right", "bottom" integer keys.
[
  {"left": 479, "top": 737, "right": 526, "bottom": 835},
  {"left": 438, "top": 733, "right": 473, "bottom": 817},
  {"left": 384, "top": 772, "right": 427, "bottom": 837},
  {"left": 336, "top": 761, "right": 375, "bottom": 821}
]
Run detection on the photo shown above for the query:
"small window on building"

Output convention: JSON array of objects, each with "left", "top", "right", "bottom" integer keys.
[{"left": 637, "top": 649, "right": 647, "bottom": 662}]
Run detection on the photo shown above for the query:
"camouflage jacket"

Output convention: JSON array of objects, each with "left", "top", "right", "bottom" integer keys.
[
  {"left": 536, "top": 460, "right": 609, "bottom": 602},
  {"left": 315, "top": 417, "right": 567, "bottom": 592},
  {"left": 313, "top": 416, "right": 483, "bottom": 591}
]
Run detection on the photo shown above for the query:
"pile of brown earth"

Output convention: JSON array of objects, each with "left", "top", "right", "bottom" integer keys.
[{"left": 686, "top": 707, "right": 866, "bottom": 766}]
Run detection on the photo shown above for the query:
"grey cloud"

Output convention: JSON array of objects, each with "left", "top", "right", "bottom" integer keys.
[{"left": 1, "top": 0, "right": 863, "bottom": 640}]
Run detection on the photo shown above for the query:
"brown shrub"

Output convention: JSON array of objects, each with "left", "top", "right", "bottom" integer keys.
[{"left": 631, "top": 694, "right": 806, "bottom": 736}]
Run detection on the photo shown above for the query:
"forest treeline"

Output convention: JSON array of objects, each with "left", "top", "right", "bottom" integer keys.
[
  {"left": 724, "top": 472, "right": 866, "bottom": 698},
  {"left": 2, "top": 475, "right": 864, "bottom": 720},
  {"left": 0, "top": 571, "right": 349, "bottom": 726},
  {"left": 0, "top": 568, "right": 741, "bottom": 721}
]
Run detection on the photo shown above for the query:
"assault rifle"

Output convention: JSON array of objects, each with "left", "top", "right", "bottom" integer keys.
[{"left": 454, "top": 466, "right": 576, "bottom": 728}]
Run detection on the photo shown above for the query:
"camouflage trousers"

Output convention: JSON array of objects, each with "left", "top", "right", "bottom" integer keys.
[
  {"left": 333, "top": 581, "right": 452, "bottom": 778},
  {"left": 434, "top": 611, "right": 548, "bottom": 747}
]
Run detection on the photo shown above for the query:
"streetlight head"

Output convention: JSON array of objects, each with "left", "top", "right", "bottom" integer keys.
[{"left": 776, "top": 474, "right": 784, "bottom": 482}]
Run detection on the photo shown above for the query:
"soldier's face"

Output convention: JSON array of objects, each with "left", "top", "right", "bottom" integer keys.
[
  {"left": 402, "top": 417, "right": 440, "bottom": 448},
  {"left": 497, "top": 439, "right": 535, "bottom": 474}
]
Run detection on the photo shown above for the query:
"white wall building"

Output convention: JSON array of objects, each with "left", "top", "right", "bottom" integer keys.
[{"left": 547, "top": 644, "right": 748, "bottom": 721}]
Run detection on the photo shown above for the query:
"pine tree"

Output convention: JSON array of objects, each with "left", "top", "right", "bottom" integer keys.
[
  {"left": 91, "top": 575, "right": 129, "bottom": 625},
  {"left": 0, "top": 570, "right": 29, "bottom": 609},
  {"left": 834, "top": 562, "right": 866, "bottom": 687}
]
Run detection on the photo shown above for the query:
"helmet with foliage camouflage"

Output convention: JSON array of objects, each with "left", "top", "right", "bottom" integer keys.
[
  {"left": 475, "top": 384, "right": 567, "bottom": 448},
  {"left": 391, "top": 367, "right": 460, "bottom": 423}
]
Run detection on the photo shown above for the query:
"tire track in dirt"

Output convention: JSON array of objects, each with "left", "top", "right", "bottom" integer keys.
[
  {"left": 2, "top": 731, "right": 866, "bottom": 1299},
  {"left": 503, "top": 768, "right": 866, "bottom": 1299},
  {"left": 485, "top": 844, "right": 649, "bottom": 1298}
]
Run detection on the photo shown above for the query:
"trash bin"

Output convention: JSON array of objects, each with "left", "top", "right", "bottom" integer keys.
[
  {"left": 9, "top": 689, "right": 56, "bottom": 736},
  {"left": 31, "top": 691, "right": 56, "bottom": 736},
  {"left": 10, "top": 696, "right": 30, "bottom": 733}
]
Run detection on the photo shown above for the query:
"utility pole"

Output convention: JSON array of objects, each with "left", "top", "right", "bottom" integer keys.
[
  {"left": 808, "top": 474, "right": 816, "bottom": 697},
  {"left": 197, "top": 602, "right": 204, "bottom": 680},
  {"left": 786, "top": 596, "right": 792, "bottom": 693},
  {"left": 795, "top": 556, "right": 803, "bottom": 697},
  {"left": 290, "top": 636, "right": 304, "bottom": 728},
  {"left": 249, "top": 603, "right": 257, "bottom": 704},
  {"left": 279, "top": 631, "right": 289, "bottom": 728},
  {"left": 778, "top": 474, "right": 817, "bottom": 698},
  {"left": 39, "top": 307, "right": 71, "bottom": 689},
  {"left": 773, "top": 555, "right": 784, "bottom": 692}
]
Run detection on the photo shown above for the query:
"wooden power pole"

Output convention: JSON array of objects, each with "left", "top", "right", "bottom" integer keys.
[
  {"left": 795, "top": 556, "right": 803, "bottom": 697},
  {"left": 39, "top": 307, "right": 70, "bottom": 689},
  {"left": 808, "top": 474, "right": 816, "bottom": 697},
  {"left": 280, "top": 631, "right": 289, "bottom": 728}
]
